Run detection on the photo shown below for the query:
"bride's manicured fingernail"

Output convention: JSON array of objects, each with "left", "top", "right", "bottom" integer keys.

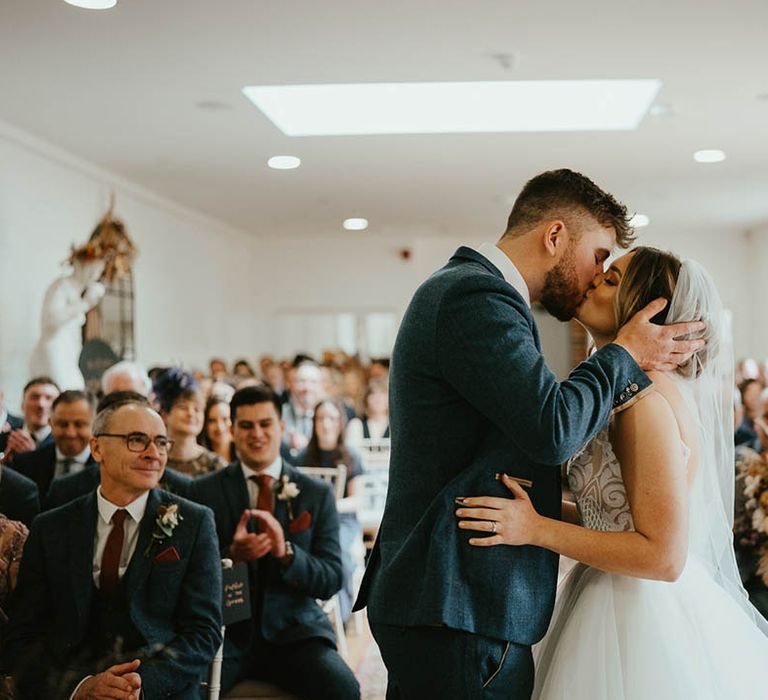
[{"left": 454, "top": 496, "right": 466, "bottom": 505}]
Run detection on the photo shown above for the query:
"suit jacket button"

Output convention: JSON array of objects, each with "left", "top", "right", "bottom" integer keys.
[
  {"left": 619, "top": 393, "right": 626, "bottom": 401},
  {"left": 630, "top": 383, "right": 639, "bottom": 392}
]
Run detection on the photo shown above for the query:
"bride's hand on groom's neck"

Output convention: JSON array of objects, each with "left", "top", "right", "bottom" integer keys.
[{"left": 613, "top": 298, "right": 706, "bottom": 372}]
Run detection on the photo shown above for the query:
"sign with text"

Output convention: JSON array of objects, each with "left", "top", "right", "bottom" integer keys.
[{"left": 222, "top": 562, "right": 251, "bottom": 626}]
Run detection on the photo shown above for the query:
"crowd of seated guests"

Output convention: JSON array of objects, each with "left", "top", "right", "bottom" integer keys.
[
  {"left": 0, "top": 351, "right": 388, "bottom": 698},
  {"left": 733, "top": 358, "right": 768, "bottom": 621}
]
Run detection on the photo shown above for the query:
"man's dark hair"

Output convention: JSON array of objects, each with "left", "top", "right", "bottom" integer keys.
[
  {"left": 291, "top": 354, "right": 317, "bottom": 369},
  {"left": 503, "top": 169, "right": 634, "bottom": 248},
  {"left": 230, "top": 384, "right": 282, "bottom": 423},
  {"left": 23, "top": 376, "right": 60, "bottom": 395},
  {"left": 52, "top": 390, "right": 94, "bottom": 413}
]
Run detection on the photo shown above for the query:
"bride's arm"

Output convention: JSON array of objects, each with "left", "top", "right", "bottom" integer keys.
[{"left": 456, "top": 391, "right": 689, "bottom": 582}]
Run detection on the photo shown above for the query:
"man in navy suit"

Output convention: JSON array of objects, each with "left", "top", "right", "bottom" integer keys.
[
  {"left": 1, "top": 395, "right": 222, "bottom": 699},
  {"left": 0, "top": 466, "right": 39, "bottom": 527},
  {"left": 0, "top": 377, "right": 59, "bottom": 464},
  {"left": 12, "top": 390, "right": 96, "bottom": 500},
  {"left": 354, "top": 170, "right": 707, "bottom": 699},
  {"left": 191, "top": 385, "right": 360, "bottom": 699}
]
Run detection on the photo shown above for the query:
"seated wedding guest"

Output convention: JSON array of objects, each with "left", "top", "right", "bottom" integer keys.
[
  {"left": 261, "top": 359, "right": 286, "bottom": 401},
  {"left": 752, "top": 388, "right": 768, "bottom": 454},
  {"left": 341, "top": 365, "right": 365, "bottom": 419},
  {"left": 101, "top": 360, "right": 151, "bottom": 397},
  {"left": 345, "top": 380, "right": 390, "bottom": 449},
  {"left": 0, "top": 377, "right": 59, "bottom": 464},
  {"left": 209, "top": 357, "right": 228, "bottom": 382},
  {"left": 11, "top": 390, "right": 95, "bottom": 499},
  {"left": 233, "top": 359, "right": 256, "bottom": 378},
  {"left": 199, "top": 397, "right": 236, "bottom": 463},
  {"left": 282, "top": 359, "right": 324, "bottom": 458},
  {"left": 0, "top": 515, "right": 27, "bottom": 623},
  {"left": 0, "top": 389, "right": 23, "bottom": 457},
  {"left": 190, "top": 385, "right": 359, "bottom": 699},
  {"left": 46, "top": 392, "right": 193, "bottom": 509},
  {"left": 368, "top": 358, "right": 390, "bottom": 382},
  {"left": 0, "top": 396, "right": 222, "bottom": 698},
  {"left": 736, "top": 377, "right": 763, "bottom": 448},
  {"left": 155, "top": 369, "right": 225, "bottom": 477},
  {"left": 296, "top": 399, "right": 363, "bottom": 623},
  {"left": 0, "top": 466, "right": 39, "bottom": 528}
]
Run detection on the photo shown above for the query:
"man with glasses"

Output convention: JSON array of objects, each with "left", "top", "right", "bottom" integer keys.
[
  {"left": 1, "top": 396, "right": 222, "bottom": 699},
  {"left": 45, "top": 392, "right": 192, "bottom": 509}
]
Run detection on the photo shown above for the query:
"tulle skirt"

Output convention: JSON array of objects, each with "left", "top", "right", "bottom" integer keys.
[{"left": 532, "top": 557, "right": 768, "bottom": 699}]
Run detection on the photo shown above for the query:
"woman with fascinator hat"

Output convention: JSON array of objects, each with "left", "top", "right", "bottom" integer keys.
[
  {"left": 154, "top": 368, "right": 225, "bottom": 477},
  {"left": 457, "top": 247, "right": 768, "bottom": 698}
]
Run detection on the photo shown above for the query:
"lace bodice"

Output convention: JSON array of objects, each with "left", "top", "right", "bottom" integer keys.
[
  {"left": 569, "top": 424, "right": 691, "bottom": 532},
  {"left": 568, "top": 426, "right": 635, "bottom": 532}
]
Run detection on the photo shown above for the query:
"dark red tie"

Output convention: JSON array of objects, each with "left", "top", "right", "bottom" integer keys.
[
  {"left": 250, "top": 474, "right": 273, "bottom": 513},
  {"left": 100, "top": 509, "right": 127, "bottom": 596}
]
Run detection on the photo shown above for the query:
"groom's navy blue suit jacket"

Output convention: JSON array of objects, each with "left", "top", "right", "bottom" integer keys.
[{"left": 356, "top": 246, "right": 650, "bottom": 645}]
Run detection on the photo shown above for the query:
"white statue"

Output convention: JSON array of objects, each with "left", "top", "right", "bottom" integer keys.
[{"left": 29, "top": 258, "right": 106, "bottom": 390}]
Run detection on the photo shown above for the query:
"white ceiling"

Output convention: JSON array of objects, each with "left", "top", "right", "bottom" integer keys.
[{"left": 1, "top": 0, "right": 767, "bottom": 239}]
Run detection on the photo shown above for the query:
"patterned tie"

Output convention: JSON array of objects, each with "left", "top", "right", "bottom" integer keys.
[
  {"left": 100, "top": 509, "right": 127, "bottom": 597},
  {"left": 249, "top": 474, "right": 274, "bottom": 513}
]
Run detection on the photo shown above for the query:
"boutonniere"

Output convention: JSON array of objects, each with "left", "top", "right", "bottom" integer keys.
[
  {"left": 144, "top": 502, "right": 183, "bottom": 557},
  {"left": 274, "top": 475, "right": 301, "bottom": 520}
]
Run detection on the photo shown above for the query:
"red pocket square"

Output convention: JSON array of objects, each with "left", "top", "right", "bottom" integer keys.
[
  {"left": 289, "top": 510, "right": 312, "bottom": 534},
  {"left": 154, "top": 545, "right": 181, "bottom": 563}
]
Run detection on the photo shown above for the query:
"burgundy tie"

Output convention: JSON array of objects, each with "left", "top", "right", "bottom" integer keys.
[
  {"left": 100, "top": 509, "right": 127, "bottom": 596},
  {"left": 250, "top": 474, "right": 274, "bottom": 513}
]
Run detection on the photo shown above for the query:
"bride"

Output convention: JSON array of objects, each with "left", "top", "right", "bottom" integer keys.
[{"left": 456, "top": 246, "right": 768, "bottom": 698}]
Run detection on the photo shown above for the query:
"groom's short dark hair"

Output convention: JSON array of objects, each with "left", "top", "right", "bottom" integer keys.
[{"left": 503, "top": 169, "right": 634, "bottom": 248}]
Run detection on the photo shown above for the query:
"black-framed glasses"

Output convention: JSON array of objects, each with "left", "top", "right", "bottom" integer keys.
[{"left": 96, "top": 432, "right": 174, "bottom": 454}]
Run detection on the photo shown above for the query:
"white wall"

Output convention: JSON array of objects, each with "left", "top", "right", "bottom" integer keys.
[
  {"left": 0, "top": 119, "right": 760, "bottom": 406},
  {"left": 0, "top": 121, "right": 256, "bottom": 407}
]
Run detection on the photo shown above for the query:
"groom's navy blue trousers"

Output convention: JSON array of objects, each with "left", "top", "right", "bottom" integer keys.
[{"left": 371, "top": 622, "right": 533, "bottom": 700}]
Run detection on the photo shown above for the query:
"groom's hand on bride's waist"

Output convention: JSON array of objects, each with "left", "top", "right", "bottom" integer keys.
[{"left": 614, "top": 298, "right": 706, "bottom": 372}]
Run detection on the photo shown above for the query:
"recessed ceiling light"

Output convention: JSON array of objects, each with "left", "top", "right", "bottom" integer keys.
[
  {"left": 267, "top": 155, "right": 301, "bottom": 170},
  {"left": 630, "top": 214, "right": 650, "bottom": 228},
  {"left": 243, "top": 79, "right": 661, "bottom": 136},
  {"left": 63, "top": 0, "right": 117, "bottom": 8},
  {"left": 693, "top": 149, "right": 726, "bottom": 163},
  {"left": 343, "top": 218, "right": 368, "bottom": 231}
]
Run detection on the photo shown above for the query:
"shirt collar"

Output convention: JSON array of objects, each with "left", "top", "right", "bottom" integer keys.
[
  {"left": 475, "top": 242, "right": 531, "bottom": 308},
  {"left": 240, "top": 456, "right": 283, "bottom": 483},
  {"left": 56, "top": 445, "right": 91, "bottom": 463},
  {"left": 96, "top": 486, "right": 149, "bottom": 526},
  {"left": 26, "top": 424, "right": 51, "bottom": 444}
]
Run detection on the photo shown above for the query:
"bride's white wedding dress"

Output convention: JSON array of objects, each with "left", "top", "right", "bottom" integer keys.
[{"left": 532, "top": 422, "right": 768, "bottom": 699}]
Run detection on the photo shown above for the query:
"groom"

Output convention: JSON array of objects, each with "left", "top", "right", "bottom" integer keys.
[{"left": 354, "top": 169, "right": 705, "bottom": 699}]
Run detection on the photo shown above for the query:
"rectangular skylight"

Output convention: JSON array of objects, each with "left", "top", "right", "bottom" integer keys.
[{"left": 242, "top": 80, "right": 661, "bottom": 136}]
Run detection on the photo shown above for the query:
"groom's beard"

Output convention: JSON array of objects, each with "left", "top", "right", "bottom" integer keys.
[{"left": 540, "top": 245, "right": 584, "bottom": 322}]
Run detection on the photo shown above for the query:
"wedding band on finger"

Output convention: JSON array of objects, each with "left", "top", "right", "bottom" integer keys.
[{"left": 491, "top": 521, "right": 497, "bottom": 535}]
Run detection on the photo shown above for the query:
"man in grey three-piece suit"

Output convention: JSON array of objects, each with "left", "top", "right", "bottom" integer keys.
[{"left": 354, "top": 169, "right": 705, "bottom": 699}]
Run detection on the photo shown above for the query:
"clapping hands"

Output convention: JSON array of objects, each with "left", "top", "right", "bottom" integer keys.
[{"left": 230, "top": 509, "right": 287, "bottom": 563}]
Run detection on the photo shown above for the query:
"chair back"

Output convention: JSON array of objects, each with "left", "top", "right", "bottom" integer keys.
[{"left": 296, "top": 465, "right": 347, "bottom": 501}]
